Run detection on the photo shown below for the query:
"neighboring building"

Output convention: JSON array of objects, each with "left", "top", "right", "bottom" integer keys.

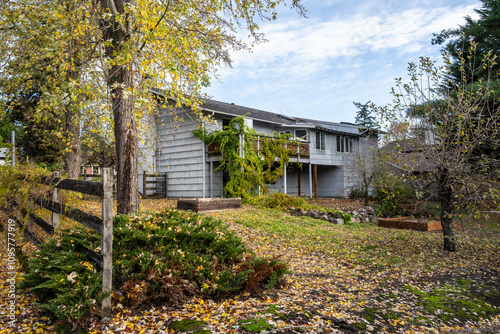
[
  {"left": 152, "top": 97, "right": 379, "bottom": 198},
  {"left": 81, "top": 165, "right": 102, "bottom": 176},
  {"left": 0, "top": 147, "right": 8, "bottom": 166}
]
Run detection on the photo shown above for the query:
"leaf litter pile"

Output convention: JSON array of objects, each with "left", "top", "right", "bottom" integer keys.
[{"left": 1, "top": 199, "right": 500, "bottom": 333}]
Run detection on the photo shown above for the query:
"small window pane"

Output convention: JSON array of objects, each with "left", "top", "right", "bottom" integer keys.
[{"left": 295, "top": 129, "right": 307, "bottom": 138}]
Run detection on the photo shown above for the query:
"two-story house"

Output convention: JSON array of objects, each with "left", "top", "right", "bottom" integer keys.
[{"left": 153, "top": 97, "right": 378, "bottom": 198}]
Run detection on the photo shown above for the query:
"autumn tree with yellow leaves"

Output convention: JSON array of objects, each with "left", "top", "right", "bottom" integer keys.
[{"left": 1, "top": 0, "right": 305, "bottom": 213}]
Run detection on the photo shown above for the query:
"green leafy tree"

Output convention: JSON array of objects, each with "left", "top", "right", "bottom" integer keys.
[
  {"left": 96, "top": 0, "right": 305, "bottom": 213},
  {"left": 0, "top": 0, "right": 100, "bottom": 175},
  {"left": 376, "top": 55, "right": 500, "bottom": 252},
  {"left": 354, "top": 101, "right": 379, "bottom": 132},
  {"left": 1, "top": 0, "right": 305, "bottom": 214},
  {"left": 432, "top": 0, "right": 500, "bottom": 85}
]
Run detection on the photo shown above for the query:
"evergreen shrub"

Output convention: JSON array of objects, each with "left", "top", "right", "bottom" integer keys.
[{"left": 19, "top": 209, "right": 290, "bottom": 322}]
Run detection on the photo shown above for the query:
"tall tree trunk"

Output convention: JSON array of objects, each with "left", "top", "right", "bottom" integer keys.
[
  {"left": 110, "top": 63, "right": 139, "bottom": 214},
  {"left": 100, "top": 0, "right": 140, "bottom": 214},
  {"left": 65, "top": 110, "right": 81, "bottom": 178},
  {"left": 438, "top": 169, "right": 456, "bottom": 252}
]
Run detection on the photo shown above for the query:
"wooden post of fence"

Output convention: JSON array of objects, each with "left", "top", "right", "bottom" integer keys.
[
  {"left": 51, "top": 171, "right": 61, "bottom": 232},
  {"left": 101, "top": 168, "right": 113, "bottom": 318},
  {"left": 142, "top": 172, "right": 147, "bottom": 198},
  {"left": 164, "top": 172, "right": 167, "bottom": 198}
]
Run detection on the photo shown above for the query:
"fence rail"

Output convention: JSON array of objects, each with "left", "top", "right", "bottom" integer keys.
[
  {"left": 1, "top": 168, "right": 114, "bottom": 317},
  {"left": 80, "top": 172, "right": 167, "bottom": 198},
  {"left": 142, "top": 173, "right": 167, "bottom": 198}
]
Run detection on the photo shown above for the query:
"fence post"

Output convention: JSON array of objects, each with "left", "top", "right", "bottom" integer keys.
[
  {"left": 51, "top": 171, "right": 61, "bottom": 232},
  {"left": 101, "top": 168, "right": 113, "bottom": 317},
  {"left": 164, "top": 172, "right": 167, "bottom": 198},
  {"left": 142, "top": 172, "right": 147, "bottom": 198}
]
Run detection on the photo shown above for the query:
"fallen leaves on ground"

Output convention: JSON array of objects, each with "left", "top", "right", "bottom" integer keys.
[{"left": 1, "top": 202, "right": 499, "bottom": 333}]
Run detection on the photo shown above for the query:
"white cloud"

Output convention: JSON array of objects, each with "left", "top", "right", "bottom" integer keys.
[
  {"left": 207, "top": 1, "right": 481, "bottom": 123},
  {"left": 224, "top": 4, "right": 478, "bottom": 79}
]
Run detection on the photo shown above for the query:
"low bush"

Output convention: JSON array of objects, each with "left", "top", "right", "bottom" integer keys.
[
  {"left": 19, "top": 209, "right": 290, "bottom": 323},
  {"left": 375, "top": 178, "right": 417, "bottom": 217},
  {"left": 248, "top": 192, "right": 310, "bottom": 210},
  {"left": 249, "top": 193, "right": 354, "bottom": 223}
]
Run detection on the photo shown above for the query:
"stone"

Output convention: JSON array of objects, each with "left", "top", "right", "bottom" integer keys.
[
  {"left": 335, "top": 218, "right": 344, "bottom": 225},
  {"left": 320, "top": 215, "right": 329, "bottom": 221},
  {"left": 300, "top": 209, "right": 308, "bottom": 216},
  {"left": 307, "top": 210, "right": 321, "bottom": 219}
]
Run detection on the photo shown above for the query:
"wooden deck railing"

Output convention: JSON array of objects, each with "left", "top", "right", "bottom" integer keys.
[{"left": 207, "top": 136, "right": 310, "bottom": 158}]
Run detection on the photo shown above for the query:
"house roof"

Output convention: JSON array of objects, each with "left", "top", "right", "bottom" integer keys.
[
  {"left": 201, "top": 99, "right": 369, "bottom": 137},
  {"left": 151, "top": 88, "right": 373, "bottom": 137},
  {"left": 201, "top": 99, "right": 298, "bottom": 125}
]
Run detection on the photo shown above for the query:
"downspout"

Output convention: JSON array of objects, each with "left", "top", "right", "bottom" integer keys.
[{"left": 202, "top": 141, "right": 206, "bottom": 198}]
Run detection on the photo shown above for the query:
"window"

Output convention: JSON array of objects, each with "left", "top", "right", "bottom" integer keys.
[
  {"left": 295, "top": 129, "right": 307, "bottom": 139},
  {"left": 222, "top": 118, "right": 232, "bottom": 128},
  {"left": 337, "top": 136, "right": 353, "bottom": 153},
  {"left": 92, "top": 166, "right": 100, "bottom": 175},
  {"left": 315, "top": 132, "right": 325, "bottom": 150}
]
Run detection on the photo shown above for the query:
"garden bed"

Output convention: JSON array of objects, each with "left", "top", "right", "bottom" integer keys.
[
  {"left": 378, "top": 217, "right": 442, "bottom": 232},
  {"left": 177, "top": 197, "right": 242, "bottom": 213}
]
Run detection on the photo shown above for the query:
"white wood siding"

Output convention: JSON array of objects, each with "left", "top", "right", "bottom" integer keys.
[{"left": 156, "top": 109, "right": 205, "bottom": 198}]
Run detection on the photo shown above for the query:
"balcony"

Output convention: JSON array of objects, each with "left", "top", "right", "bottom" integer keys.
[{"left": 207, "top": 135, "right": 310, "bottom": 158}]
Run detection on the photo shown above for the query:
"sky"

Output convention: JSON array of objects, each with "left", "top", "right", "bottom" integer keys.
[{"left": 204, "top": 0, "right": 481, "bottom": 124}]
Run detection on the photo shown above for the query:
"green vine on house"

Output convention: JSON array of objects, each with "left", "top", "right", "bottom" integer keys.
[{"left": 193, "top": 116, "right": 299, "bottom": 199}]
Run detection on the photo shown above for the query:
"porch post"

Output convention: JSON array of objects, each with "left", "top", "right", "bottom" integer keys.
[
  {"left": 209, "top": 161, "right": 213, "bottom": 198},
  {"left": 309, "top": 164, "right": 313, "bottom": 199},
  {"left": 283, "top": 163, "right": 287, "bottom": 194},
  {"left": 314, "top": 164, "right": 318, "bottom": 199},
  {"left": 298, "top": 166, "right": 301, "bottom": 197}
]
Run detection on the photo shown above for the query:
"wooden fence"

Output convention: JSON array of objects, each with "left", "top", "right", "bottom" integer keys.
[
  {"left": 80, "top": 172, "right": 167, "bottom": 198},
  {"left": 142, "top": 173, "right": 167, "bottom": 198},
  {"left": 1, "top": 168, "right": 114, "bottom": 317}
]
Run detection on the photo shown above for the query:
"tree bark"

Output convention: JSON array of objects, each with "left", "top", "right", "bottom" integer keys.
[
  {"left": 100, "top": 0, "right": 140, "bottom": 214},
  {"left": 65, "top": 109, "right": 81, "bottom": 179},
  {"left": 110, "top": 63, "right": 139, "bottom": 214},
  {"left": 438, "top": 169, "right": 456, "bottom": 252}
]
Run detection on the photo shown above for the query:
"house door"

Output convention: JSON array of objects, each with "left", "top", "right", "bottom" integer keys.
[{"left": 222, "top": 171, "right": 230, "bottom": 196}]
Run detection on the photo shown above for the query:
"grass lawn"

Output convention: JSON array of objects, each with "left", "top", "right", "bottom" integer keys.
[{"left": 1, "top": 199, "right": 499, "bottom": 333}]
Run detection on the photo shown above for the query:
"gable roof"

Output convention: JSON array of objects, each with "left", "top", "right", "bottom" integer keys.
[
  {"left": 201, "top": 99, "right": 299, "bottom": 125},
  {"left": 201, "top": 99, "right": 369, "bottom": 137},
  {"left": 151, "top": 89, "right": 372, "bottom": 138}
]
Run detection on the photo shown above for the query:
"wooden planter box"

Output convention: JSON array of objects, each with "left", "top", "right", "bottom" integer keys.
[
  {"left": 177, "top": 198, "right": 242, "bottom": 213},
  {"left": 378, "top": 217, "right": 442, "bottom": 232}
]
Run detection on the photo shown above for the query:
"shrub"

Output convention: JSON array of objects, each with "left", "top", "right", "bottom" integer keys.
[
  {"left": 375, "top": 177, "right": 417, "bottom": 217},
  {"left": 249, "top": 192, "right": 309, "bottom": 210},
  {"left": 19, "top": 209, "right": 290, "bottom": 323}
]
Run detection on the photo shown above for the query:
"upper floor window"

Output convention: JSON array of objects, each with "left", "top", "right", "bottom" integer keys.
[
  {"left": 337, "top": 136, "right": 353, "bottom": 153},
  {"left": 222, "top": 118, "right": 232, "bottom": 128},
  {"left": 316, "top": 132, "right": 325, "bottom": 150},
  {"left": 295, "top": 129, "right": 307, "bottom": 140}
]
